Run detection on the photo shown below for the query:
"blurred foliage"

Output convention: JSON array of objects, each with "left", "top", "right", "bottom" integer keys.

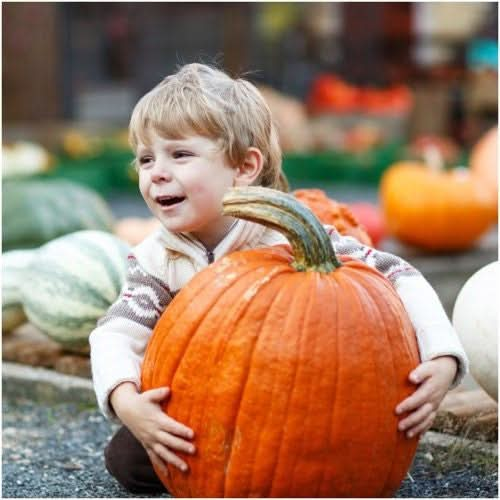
[{"left": 257, "top": 3, "right": 301, "bottom": 41}]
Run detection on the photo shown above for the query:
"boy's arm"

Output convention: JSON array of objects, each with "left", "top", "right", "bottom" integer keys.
[
  {"left": 327, "top": 226, "right": 469, "bottom": 388},
  {"left": 89, "top": 254, "right": 173, "bottom": 422}
]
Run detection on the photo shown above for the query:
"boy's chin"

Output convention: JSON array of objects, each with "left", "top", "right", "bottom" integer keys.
[
  {"left": 159, "top": 221, "right": 187, "bottom": 233},
  {"left": 157, "top": 218, "right": 197, "bottom": 234}
]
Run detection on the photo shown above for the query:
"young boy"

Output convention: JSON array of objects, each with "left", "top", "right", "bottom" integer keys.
[{"left": 89, "top": 63, "right": 468, "bottom": 494}]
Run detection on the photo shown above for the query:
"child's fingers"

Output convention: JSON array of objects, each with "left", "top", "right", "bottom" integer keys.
[
  {"left": 158, "top": 414, "right": 195, "bottom": 440},
  {"left": 142, "top": 388, "right": 194, "bottom": 439},
  {"left": 151, "top": 443, "right": 189, "bottom": 472},
  {"left": 146, "top": 448, "right": 169, "bottom": 477},
  {"left": 405, "top": 411, "right": 437, "bottom": 439},
  {"left": 398, "top": 402, "right": 433, "bottom": 432},
  {"left": 408, "top": 362, "right": 435, "bottom": 385},
  {"left": 157, "top": 430, "right": 196, "bottom": 455},
  {"left": 145, "top": 386, "right": 171, "bottom": 403},
  {"left": 395, "top": 381, "right": 433, "bottom": 415}
]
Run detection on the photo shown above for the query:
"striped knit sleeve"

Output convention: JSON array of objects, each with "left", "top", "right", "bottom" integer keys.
[
  {"left": 89, "top": 254, "right": 173, "bottom": 421},
  {"left": 97, "top": 254, "right": 173, "bottom": 330},
  {"left": 326, "top": 225, "right": 468, "bottom": 387},
  {"left": 325, "top": 225, "right": 421, "bottom": 284}
]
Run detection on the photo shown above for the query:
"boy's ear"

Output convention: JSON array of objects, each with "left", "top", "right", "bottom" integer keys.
[{"left": 234, "top": 147, "right": 264, "bottom": 186}]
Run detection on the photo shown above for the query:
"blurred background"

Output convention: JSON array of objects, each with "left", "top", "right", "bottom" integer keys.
[
  {"left": 2, "top": 5, "right": 499, "bottom": 487},
  {"left": 3, "top": 3, "right": 497, "bottom": 177},
  {"left": 3, "top": 2, "right": 497, "bottom": 183},
  {"left": 2, "top": 2, "right": 498, "bottom": 315}
]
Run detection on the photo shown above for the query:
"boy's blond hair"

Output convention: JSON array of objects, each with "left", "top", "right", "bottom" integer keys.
[{"left": 129, "top": 63, "right": 288, "bottom": 191}]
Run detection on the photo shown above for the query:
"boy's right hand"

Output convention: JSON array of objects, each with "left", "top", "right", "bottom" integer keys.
[{"left": 110, "top": 382, "right": 195, "bottom": 475}]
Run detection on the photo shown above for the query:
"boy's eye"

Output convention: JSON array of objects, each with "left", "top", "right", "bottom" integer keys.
[
  {"left": 138, "top": 156, "right": 153, "bottom": 167},
  {"left": 173, "top": 151, "right": 192, "bottom": 159}
]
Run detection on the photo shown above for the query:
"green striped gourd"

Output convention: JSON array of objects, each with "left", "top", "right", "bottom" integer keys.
[
  {"left": 2, "top": 249, "right": 37, "bottom": 333},
  {"left": 20, "top": 230, "right": 130, "bottom": 349},
  {"left": 2, "top": 179, "right": 115, "bottom": 251}
]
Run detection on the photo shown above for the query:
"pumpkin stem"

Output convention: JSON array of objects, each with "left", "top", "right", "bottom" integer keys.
[
  {"left": 423, "top": 145, "right": 444, "bottom": 172},
  {"left": 222, "top": 187, "right": 342, "bottom": 272}
]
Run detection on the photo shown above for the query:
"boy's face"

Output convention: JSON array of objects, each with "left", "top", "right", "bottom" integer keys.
[{"left": 136, "top": 130, "right": 239, "bottom": 247}]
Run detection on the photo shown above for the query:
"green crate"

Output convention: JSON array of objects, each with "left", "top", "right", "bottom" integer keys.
[
  {"left": 33, "top": 149, "right": 136, "bottom": 195},
  {"left": 283, "top": 141, "right": 404, "bottom": 185}
]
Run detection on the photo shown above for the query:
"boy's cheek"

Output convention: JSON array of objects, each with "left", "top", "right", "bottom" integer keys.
[{"left": 138, "top": 181, "right": 152, "bottom": 202}]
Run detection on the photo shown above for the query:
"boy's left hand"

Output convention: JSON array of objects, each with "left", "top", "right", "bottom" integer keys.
[{"left": 395, "top": 355, "right": 458, "bottom": 439}]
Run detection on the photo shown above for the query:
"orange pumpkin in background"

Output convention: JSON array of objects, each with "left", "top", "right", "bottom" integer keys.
[
  {"left": 293, "top": 188, "right": 373, "bottom": 245},
  {"left": 142, "top": 187, "right": 420, "bottom": 498},
  {"left": 469, "top": 126, "right": 498, "bottom": 205},
  {"left": 348, "top": 202, "right": 387, "bottom": 247},
  {"left": 307, "top": 74, "right": 360, "bottom": 114},
  {"left": 380, "top": 161, "right": 497, "bottom": 252},
  {"left": 114, "top": 217, "right": 162, "bottom": 245}
]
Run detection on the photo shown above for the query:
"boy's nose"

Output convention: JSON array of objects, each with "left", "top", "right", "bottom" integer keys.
[{"left": 151, "top": 161, "right": 173, "bottom": 183}]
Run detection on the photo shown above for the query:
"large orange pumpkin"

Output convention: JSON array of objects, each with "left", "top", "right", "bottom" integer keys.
[
  {"left": 293, "top": 188, "right": 373, "bottom": 245},
  {"left": 380, "top": 161, "right": 497, "bottom": 252},
  {"left": 141, "top": 187, "right": 419, "bottom": 498},
  {"left": 469, "top": 126, "right": 498, "bottom": 204}
]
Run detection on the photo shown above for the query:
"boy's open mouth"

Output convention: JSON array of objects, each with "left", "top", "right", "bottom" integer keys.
[{"left": 155, "top": 195, "right": 186, "bottom": 207}]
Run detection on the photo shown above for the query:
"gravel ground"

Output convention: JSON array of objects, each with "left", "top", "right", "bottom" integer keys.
[
  {"left": 2, "top": 396, "right": 163, "bottom": 499},
  {"left": 3, "top": 395, "right": 498, "bottom": 498}
]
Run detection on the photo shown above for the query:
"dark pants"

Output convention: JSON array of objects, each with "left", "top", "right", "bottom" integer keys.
[{"left": 104, "top": 426, "right": 168, "bottom": 494}]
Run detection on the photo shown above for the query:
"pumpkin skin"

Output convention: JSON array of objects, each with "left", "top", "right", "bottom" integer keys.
[
  {"left": 452, "top": 261, "right": 498, "bottom": 401},
  {"left": 469, "top": 127, "right": 498, "bottom": 209},
  {"left": 141, "top": 187, "right": 420, "bottom": 498},
  {"left": 293, "top": 188, "right": 373, "bottom": 245},
  {"left": 380, "top": 162, "right": 497, "bottom": 251}
]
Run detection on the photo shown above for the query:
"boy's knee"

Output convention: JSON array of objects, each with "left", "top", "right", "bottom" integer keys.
[
  {"left": 104, "top": 426, "right": 166, "bottom": 494},
  {"left": 104, "top": 434, "right": 139, "bottom": 492}
]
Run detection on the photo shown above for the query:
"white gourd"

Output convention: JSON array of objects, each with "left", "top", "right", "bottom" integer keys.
[
  {"left": 452, "top": 261, "right": 498, "bottom": 400},
  {"left": 2, "top": 141, "right": 52, "bottom": 179}
]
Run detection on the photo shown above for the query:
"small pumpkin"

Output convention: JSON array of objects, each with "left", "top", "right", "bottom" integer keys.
[
  {"left": 348, "top": 202, "right": 387, "bottom": 247},
  {"left": 142, "top": 187, "right": 419, "bottom": 498},
  {"left": 380, "top": 160, "right": 497, "bottom": 251},
  {"left": 61, "top": 130, "right": 99, "bottom": 158},
  {"left": 307, "top": 74, "right": 360, "bottom": 114},
  {"left": 293, "top": 188, "right": 373, "bottom": 245},
  {"left": 452, "top": 261, "right": 498, "bottom": 401},
  {"left": 114, "top": 217, "right": 162, "bottom": 246},
  {"left": 469, "top": 126, "right": 498, "bottom": 205}
]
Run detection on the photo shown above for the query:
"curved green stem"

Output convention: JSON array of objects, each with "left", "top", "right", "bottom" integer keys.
[{"left": 222, "top": 187, "right": 342, "bottom": 272}]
